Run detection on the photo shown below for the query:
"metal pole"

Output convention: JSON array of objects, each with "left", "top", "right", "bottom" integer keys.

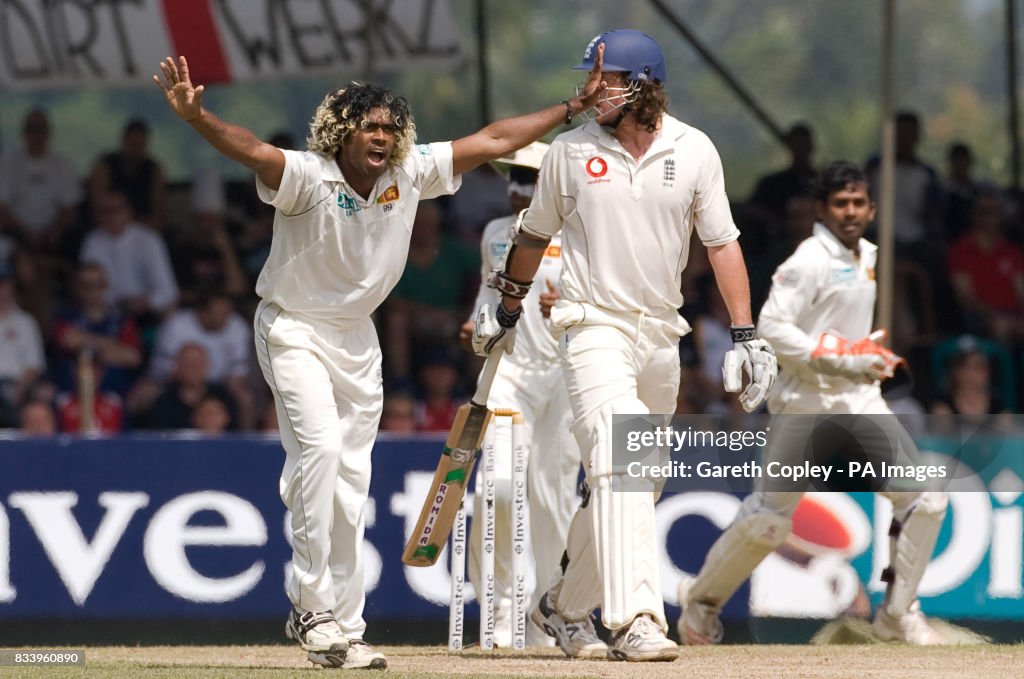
[
  {"left": 475, "top": 0, "right": 491, "bottom": 126},
  {"left": 877, "top": 0, "right": 896, "bottom": 338},
  {"left": 1007, "top": 0, "right": 1021, "bottom": 192},
  {"left": 648, "top": 0, "right": 786, "bottom": 144},
  {"left": 363, "top": 0, "right": 376, "bottom": 80}
]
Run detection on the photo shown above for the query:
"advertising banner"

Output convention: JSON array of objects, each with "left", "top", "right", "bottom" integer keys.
[
  {"left": 0, "top": 0, "right": 462, "bottom": 91},
  {"left": 0, "top": 432, "right": 1020, "bottom": 621}
]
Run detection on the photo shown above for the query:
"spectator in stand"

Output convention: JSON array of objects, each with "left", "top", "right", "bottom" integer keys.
[
  {"left": 745, "top": 123, "right": 817, "bottom": 240},
  {"left": 0, "top": 109, "right": 81, "bottom": 257},
  {"left": 383, "top": 200, "right": 478, "bottom": 386},
  {"left": 942, "top": 142, "right": 985, "bottom": 242},
  {"left": 866, "top": 111, "right": 942, "bottom": 249},
  {"left": 414, "top": 345, "right": 462, "bottom": 432},
  {"left": 18, "top": 400, "right": 56, "bottom": 436},
  {"left": 379, "top": 391, "right": 417, "bottom": 434},
  {"left": 55, "top": 353, "right": 124, "bottom": 434},
  {"left": 134, "top": 289, "right": 253, "bottom": 427},
  {"left": 79, "top": 191, "right": 179, "bottom": 322},
  {"left": 143, "top": 343, "right": 237, "bottom": 430},
  {"left": 866, "top": 111, "right": 951, "bottom": 338},
  {"left": 947, "top": 190, "right": 1024, "bottom": 344},
  {"left": 231, "top": 131, "right": 297, "bottom": 287},
  {"left": 0, "top": 260, "right": 45, "bottom": 427},
  {"left": 446, "top": 164, "right": 511, "bottom": 245},
  {"left": 89, "top": 119, "right": 166, "bottom": 228},
  {"left": 748, "top": 193, "right": 816, "bottom": 314},
  {"left": 0, "top": 109, "right": 83, "bottom": 326},
  {"left": 690, "top": 273, "right": 735, "bottom": 414},
  {"left": 931, "top": 342, "right": 1007, "bottom": 416},
  {"left": 51, "top": 263, "right": 142, "bottom": 397},
  {"left": 169, "top": 167, "right": 248, "bottom": 305},
  {"left": 191, "top": 393, "right": 233, "bottom": 434}
]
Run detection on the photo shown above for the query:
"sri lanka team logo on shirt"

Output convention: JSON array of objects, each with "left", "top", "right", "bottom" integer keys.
[
  {"left": 585, "top": 157, "right": 608, "bottom": 177},
  {"left": 376, "top": 185, "right": 400, "bottom": 212}
]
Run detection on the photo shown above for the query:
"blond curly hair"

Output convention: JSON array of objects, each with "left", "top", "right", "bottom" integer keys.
[{"left": 306, "top": 82, "right": 417, "bottom": 166}]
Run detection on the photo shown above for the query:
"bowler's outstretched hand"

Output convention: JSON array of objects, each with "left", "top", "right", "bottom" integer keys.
[
  {"left": 153, "top": 56, "right": 204, "bottom": 122},
  {"left": 576, "top": 43, "right": 608, "bottom": 111}
]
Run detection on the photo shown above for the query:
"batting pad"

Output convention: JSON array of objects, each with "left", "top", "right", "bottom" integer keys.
[
  {"left": 879, "top": 491, "right": 948, "bottom": 617},
  {"left": 552, "top": 499, "right": 598, "bottom": 620},
  {"left": 570, "top": 475, "right": 666, "bottom": 631},
  {"left": 686, "top": 510, "right": 792, "bottom": 612}
]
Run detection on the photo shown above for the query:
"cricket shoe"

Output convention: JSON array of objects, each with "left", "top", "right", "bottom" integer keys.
[
  {"left": 873, "top": 601, "right": 945, "bottom": 645},
  {"left": 676, "top": 576, "right": 723, "bottom": 645},
  {"left": 608, "top": 614, "right": 679, "bottom": 662},
  {"left": 529, "top": 593, "right": 607, "bottom": 659},
  {"left": 309, "top": 640, "right": 387, "bottom": 670},
  {"left": 285, "top": 606, "right": 349, "bottom": 663}
]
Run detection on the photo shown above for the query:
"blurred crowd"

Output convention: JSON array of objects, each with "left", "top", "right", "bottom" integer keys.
[{"left": 0, "top": 108, "right": 1020, "bottom": 437}]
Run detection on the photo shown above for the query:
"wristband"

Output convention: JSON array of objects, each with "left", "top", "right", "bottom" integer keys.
[
  {"left": 561, "top": 100, "right": 574, "bottom": 125},
  {"left": 495, "top": 301, "right": 522, "bottom": 328},
  {"left": 730, "top": 325, "right": 756, "bottom": 343},
  {"left": 486, "top": 270, "right": 533, "bottom": 299}
]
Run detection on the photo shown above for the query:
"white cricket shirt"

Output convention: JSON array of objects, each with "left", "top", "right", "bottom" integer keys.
[
  {"left": 472, "top": 216, "right": 562, "bottom": 364},
  {"left": 520, "top": 115, "right": 739, "bottom": 317},
  {"left": 758, "top": 223, "right": 878, "bottom": 387},
  {"left": 255, "top": 143, "right": 460, "bottom": 322}
]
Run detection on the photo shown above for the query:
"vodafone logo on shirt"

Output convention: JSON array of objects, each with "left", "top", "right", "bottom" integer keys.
[{"left": 585, "top": 157, "right": 608, "bottom": 178}]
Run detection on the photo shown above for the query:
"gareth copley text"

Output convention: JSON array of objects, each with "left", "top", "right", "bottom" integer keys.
[{"left": 625, "top": 460, "right": 949, "bottom": 483}]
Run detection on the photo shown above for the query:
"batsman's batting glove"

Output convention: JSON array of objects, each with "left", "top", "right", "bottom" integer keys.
[
  {"left": 722, "top": 325, "right": 778, "bottom": 412},
  {"left": 471, "top": 301, "right": 521, "bottom": 357},
  {"left": 809, "top": 331, "right": 890, "bottom": 382}
]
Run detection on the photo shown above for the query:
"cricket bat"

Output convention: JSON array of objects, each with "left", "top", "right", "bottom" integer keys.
[{"left": 402, "top": 352, "right": 502, "bottom": 566}]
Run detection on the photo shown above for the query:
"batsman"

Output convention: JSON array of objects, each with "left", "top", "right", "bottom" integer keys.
[
  {"left": 471, "top": 29, "right": 777, "bottom": 661},
  {"left": 678, "top": 161, "right": 950, "bottom": 646}
]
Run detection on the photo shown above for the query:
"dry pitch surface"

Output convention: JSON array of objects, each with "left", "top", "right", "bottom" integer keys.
[{"left": 4, "top": 645, "right": 1024, "bottom": 679}]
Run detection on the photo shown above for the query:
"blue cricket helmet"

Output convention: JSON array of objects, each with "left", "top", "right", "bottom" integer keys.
[{"left": 574, "top": 29, "right": 666, "bottom": 84}]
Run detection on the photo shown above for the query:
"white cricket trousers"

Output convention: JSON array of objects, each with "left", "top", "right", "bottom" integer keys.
[
  {"left": 551, "top": 305, "right": 683, "bottom": 633},
  {"left": 468, "top": 358, "right": 581, "bottom": 643},
  {"left": 254, "top": 300, "right": 383, "bottom": 639}
]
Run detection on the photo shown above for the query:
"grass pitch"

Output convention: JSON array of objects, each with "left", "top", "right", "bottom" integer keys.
[{"left": 2, "top": 644, "right": 1023, "bottom": 679}]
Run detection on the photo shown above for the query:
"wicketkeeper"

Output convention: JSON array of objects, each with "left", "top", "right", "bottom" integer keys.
[{"left": 678, "top": 161, "right": 949, "bottom": 646}]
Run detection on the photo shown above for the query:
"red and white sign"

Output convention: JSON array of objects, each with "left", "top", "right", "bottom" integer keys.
[{"left": 0, "top": 0, "right": 462, "bottom": 91}]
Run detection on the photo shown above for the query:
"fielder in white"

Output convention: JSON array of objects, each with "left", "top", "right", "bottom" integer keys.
[
  {"left": 154, "top": 54, "right": 610, "bottom": 670},
  {"left": 458, "top": 142, "right": 598, "bottom": 651},
  {"left": 471, "top": 30, "right": 777, "bottom": 662},
  {"left": 678, "top": 161, "right": 949, "bottom": 646}
]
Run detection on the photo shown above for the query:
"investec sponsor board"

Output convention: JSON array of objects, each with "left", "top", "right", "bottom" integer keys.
[{"left": 0, "top": 437, "right": 1021, "bottom": 619}]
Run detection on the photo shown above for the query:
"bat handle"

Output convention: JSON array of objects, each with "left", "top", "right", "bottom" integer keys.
[{"left": 470, "top": 353, "right": 502, "bottom": 407}]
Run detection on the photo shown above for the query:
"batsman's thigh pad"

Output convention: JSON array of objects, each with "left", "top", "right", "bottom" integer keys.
[
  {"left": 687, "top": 499, "right": 793, "bottom": 611},
  {"left": 878, "top": 491, "right": 948, "bottom": 616}
]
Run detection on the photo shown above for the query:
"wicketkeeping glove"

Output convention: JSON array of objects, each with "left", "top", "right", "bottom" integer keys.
[
  {"left": 849, "top": 329, "right": 907, "bottom": 379},
  {"left": 722, "top": 325, "right": 778, "bottom": 412},
  {"left": 471, "top": 301, "right": 521, "bottom": 357},
  {"left": 810, "top": 331, "right": 904, "bottom": 383}
]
